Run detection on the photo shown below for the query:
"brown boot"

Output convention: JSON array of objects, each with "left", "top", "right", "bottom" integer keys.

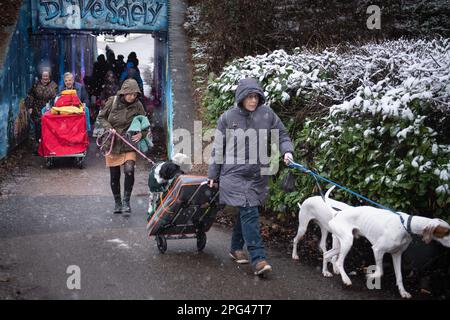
[
  {"left": 229, "top": 250, "right": 249, "bottom": 264},
  {"left": 254, "top": 260, "right": 272, "bottom": 276}
]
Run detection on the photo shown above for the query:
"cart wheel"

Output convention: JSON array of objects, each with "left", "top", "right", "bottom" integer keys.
[
  {"left": 156, "top": 235, "right": 167, "bottom": 254},
  {"left": 76, "top": 157, "right": 84, "bottom": 169},
  {"left": 197, "top": 232, "right": 207, "bottom": 252},
  {"left": 45, "top": 158, "right": 53, "bottom": 169}
]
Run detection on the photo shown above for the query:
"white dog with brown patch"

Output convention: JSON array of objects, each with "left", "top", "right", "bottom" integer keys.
[
  {"left": 292, "top": 188, "right": 353, "bottom": 277},
  {"left": 323, "top": 186, "right": 450, "bottom": 298}
]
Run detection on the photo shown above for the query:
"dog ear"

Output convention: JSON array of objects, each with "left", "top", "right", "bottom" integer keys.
[
  {"left": 422, "top": 220, "right": 441, "bottom": 244},
  {"left": 433, "top": 225, "right": 450, "bottom": 238}
]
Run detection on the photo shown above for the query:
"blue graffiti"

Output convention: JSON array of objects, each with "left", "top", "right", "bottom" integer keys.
[{"left": 38, "top": 0, "right": 166, "bottom": 29}]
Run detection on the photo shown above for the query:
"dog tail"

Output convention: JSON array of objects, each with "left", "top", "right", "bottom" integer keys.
[
  {"left": 323, "top": 185, "right": 339, "bottom": 217},
  {"left": 324, "top": 185, "right": 336, "bottom": 200},
  {"left": 297, "top": 203, "right": 301, "bottom": 210}
]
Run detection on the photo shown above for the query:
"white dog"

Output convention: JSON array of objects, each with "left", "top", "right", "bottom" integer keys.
[
  {"left": 292, "top": 187, "right": 353, "bottom": 277},
  {"left": 323, "top": 186, "right": 450, "bottom": 298}
]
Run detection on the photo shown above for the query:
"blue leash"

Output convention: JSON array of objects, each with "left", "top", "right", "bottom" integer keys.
[{"left": 288, "top": 161, "right": 410, "bottom": 230}]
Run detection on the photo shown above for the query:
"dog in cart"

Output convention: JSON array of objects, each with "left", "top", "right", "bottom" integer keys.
[{"left": 146, "top": 153, "right": 224, "bottom": 253}]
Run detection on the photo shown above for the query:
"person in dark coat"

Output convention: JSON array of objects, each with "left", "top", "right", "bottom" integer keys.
[
  {"left": 115, "top": 54, "right": 126, "bottom": 80},
  {"left": 26, "top": 69, "right": 58, "bottom": 154},
  {"left": 207, "top": 78, "right": 294, "bottom": 276},
  {"left": 98, "top": 79, "right": 148, "bottom": 216},
  {"left": 90, "top": 54, "right": 108, "bottom": 97},
  {"left": 100, "top": 70, "right": 120, "bottom": 103},
  {"left": 106, "top": 49, "right": 117, "bottom": 76},
  {"left": 87, "top": 70, "right": 120, "bottom": 123},
  {"left": 127, "top": 51, "right": 139, "bottom": 68}
]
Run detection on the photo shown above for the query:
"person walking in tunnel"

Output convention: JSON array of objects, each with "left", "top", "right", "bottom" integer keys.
[
  {"left": 105, "top": 48, "right": 118, "bottom": 77},
  {"left": 88, "top": 70, "right": 120, "bottom": 124},
  {"left": 89, "top": 54, "right": 109, "bottom": 99},
  {"left": 119, "top": 61, "right": 144, "bottom": 94},
  {"left": 100, "top": 70, "right": 120, "bottom": 104},
  {"left": 59, "top": 72, "right": 90, "bottom": 109},
  {"left": 26, "top": 68, "right": 58, "bottom": 155},
  {"left": 97, "top": 78, "right": 148, "bottom": 216},
  {"left": 115, "top": 54, "right": 126, "bottom": 80},
  {"left": 127, "top": 52, "right": 139, "bottom": 69},
  {"left": 207, "top": 78, "right": 294, "bottom": 276}
]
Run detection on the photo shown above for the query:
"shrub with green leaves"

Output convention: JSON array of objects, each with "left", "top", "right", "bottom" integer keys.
[
  {"left": 203, "top": 38, "right": 450, "bottom": 221},
  {"left": 287, "top": 102, "right": 450, "bottom": 221}
]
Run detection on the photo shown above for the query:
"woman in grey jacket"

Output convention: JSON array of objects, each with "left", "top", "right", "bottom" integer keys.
[{"left": 208, "top": 78, "right": 294, "bottom": 276}]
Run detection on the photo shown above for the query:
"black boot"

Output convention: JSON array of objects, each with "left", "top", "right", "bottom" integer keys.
[
  {"left": 122, "top": 191, "right": 132, "bottom": 216},
  {"left": 113, "top": 194, "right": 122, "bottom": 214}
]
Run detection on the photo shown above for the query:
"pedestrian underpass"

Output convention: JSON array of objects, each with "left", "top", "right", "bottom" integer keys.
[{"left": 0, "top": 0, "right": 196, "bottom": 161}]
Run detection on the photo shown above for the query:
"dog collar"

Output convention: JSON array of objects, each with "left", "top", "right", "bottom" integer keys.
[
  {"left": 400, "top": 214, "right": 413, "bottom": 234},
  {"left": 406, "top": 215, "right": 413, "bottom": 234}
]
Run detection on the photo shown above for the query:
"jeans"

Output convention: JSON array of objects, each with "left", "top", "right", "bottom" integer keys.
[{"left": 231, "top": 206, "right": 266, "bottom": 266}]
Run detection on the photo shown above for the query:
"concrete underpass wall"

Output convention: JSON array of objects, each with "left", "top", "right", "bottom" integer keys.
[
  {"left": 168, "top": 0, "right": 196, "bottom": 161},
  {"left": 0, "top": 1, "right": 35, "bottom": 160},
  {"left": 152, "top": 31, "right": 170, "bottom": 158}
]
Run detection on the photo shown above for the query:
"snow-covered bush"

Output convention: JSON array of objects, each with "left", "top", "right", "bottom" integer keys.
[
  {"left": 295, "top": 103, "right": 450, "bottom": 219},
  {"left": 204, "top": 47, "right": 343, "bottom": 124},
  {"left": 204, "top": 38, "right": 450, "bottom": 221}
]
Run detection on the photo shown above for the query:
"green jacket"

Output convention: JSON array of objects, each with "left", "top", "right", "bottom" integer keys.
[
  {"left": 127, "top": 115, "right": 153, "bottom": 153},
  {"left": 98, "top": 79, "right": 148, "bottom": 154}
]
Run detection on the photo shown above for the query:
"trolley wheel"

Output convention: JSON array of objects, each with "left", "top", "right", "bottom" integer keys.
[
  {"left": 196, "top": 232, "right": 207, "bottom": 252},
  {"left": 75, "top": 157, "right": 84, "bottom": 169},
  {"left": 45, "top": 158, "right": 54, "bottom": 169},
  {"left": 156, "top": 235, "right": 167, "bottom": 254}
]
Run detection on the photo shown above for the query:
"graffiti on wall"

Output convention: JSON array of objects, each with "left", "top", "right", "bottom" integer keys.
[
  {"left": 11, "top": 99, "right": 29, "bottom": 149},
  {"left": 34, "top": 0, "right": 168, "bottom": 31},
  {"left": 0, "top": 1, "right": 35, "bottom": 160}
]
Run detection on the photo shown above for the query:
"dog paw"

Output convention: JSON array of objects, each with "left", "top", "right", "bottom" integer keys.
[
  {"left": 292, "top": 255, "right": 299, "bottom": 261},
  {"left": 322, "top": 271, "right": 333, "bottom": 278},
  {"left": 400, "top": 291, "right": 412, "bottom": 299},
  {"left": 333, "top": 264, "right": 341, "bottom": 274},
  {"left": 342, "top": 277, "right": 352, "bottom": 286}
]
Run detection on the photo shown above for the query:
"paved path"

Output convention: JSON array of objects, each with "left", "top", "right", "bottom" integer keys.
[{"left": 0, "top": 139, "right": 397, "bottom": 300}]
